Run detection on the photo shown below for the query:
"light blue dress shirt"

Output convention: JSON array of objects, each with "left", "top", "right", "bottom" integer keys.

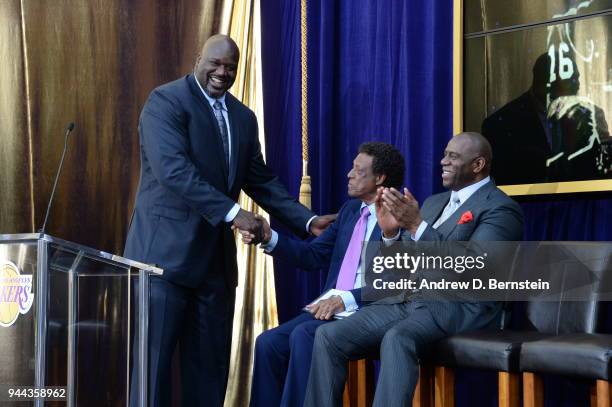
[{"left": 263, "top": 202, "right": 377, "bottom": 311}]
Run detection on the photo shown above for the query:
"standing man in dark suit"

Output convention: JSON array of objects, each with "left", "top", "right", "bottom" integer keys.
[
  {"left": 242, "top": 143, "right": 405, "bottom": 407},
  {"left": 304, "top": 132, "right": 524, "bottom": 407},
  {"left": 124, "top": 35, "right": 334, "bottom": 407}
]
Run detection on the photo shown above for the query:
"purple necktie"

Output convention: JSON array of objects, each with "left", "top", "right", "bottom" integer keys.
[{"left": 336, "top": 206, "right": 370, "bottom": 290}]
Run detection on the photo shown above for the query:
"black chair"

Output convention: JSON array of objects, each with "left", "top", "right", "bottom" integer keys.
[
  {"left": 519, "top": 243, "right": 612, "bottom": 407},
  {"left": 427, "top": 242, "right": 612, "bottom": 407},
  {"left": 520, "top": 332, "right": 612, "bottom": 407}
]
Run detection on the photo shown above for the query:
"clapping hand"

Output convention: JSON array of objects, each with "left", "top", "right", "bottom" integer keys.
[
  {"left": 375, "top": 187, "right": 400, "bottom": 238},
  {"left": 379, "top": 187, "right": 422, "bottom": 236}
]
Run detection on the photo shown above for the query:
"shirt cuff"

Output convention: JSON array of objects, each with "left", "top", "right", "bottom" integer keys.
[
  {"left": 382, "top": 229, "right": 401, "bottom": 246},
  {"left": 261, "top": 230, "right": 279, "bottom": 252},
  {"left": 305, "top": 215, "right": 318, "bottom": 233},
  {"left": 224, "top": 203, "right": 241, "bottom": 222},
  {"left": 412, "top": 221, "right": 428, "bottom": 241},
  {"left": 336, "top": 290, "right": 358, "bottom": 312}
]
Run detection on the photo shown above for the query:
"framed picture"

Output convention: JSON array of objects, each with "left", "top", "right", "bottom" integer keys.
[{"left": 455, "top": 0, "right": 612, "bottom": 195}]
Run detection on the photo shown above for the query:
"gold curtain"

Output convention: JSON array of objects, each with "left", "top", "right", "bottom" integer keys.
[
  {"left": 0, "top": 0, "right": 228, "bottom": 251},
  {"left": 219, "top": 1, "right": 279, "bottom": 406},
  {"left": 0, "top": 1, "right": 276, "bottom": 406}
]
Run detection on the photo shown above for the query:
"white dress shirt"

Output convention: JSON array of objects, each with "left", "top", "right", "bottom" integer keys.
[{"left": 194, "top": 74, "right": 315, "bottom": 228}]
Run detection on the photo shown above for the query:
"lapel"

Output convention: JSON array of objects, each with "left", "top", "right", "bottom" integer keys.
[
  {"left": 434, "top": 181, "right": 495, "bottom": 238},
  {"left": 423, "top": 191, "right": 451, "bottom": 225},
  {"left": 225, "top": 94, "right": 240, "bottom": 189},
  {"left": 186, "top": 75, "right": 230, "bottom": 186},
  {"left": 370, "top": 224, "right": 381, "bottom": 241},
  {"left": 339, "top": 206, "right": 362, "bottom": 252}
]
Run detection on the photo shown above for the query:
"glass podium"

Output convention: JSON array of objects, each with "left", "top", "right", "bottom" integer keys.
[{"left": 0, "top": 234, "right": 162, "bottom": 406}]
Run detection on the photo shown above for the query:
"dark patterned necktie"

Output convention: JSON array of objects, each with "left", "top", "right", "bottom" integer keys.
[{"left": 213, "top": 100, "right": 230, "bottom": 170}]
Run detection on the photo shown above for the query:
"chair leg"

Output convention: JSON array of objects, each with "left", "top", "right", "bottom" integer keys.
[
  {"left": 343, "top": 382, "right": 350, "bottom": 407},
  {"left": 413, "top": 364, "right": 434, "bottom": 407},
  {"left": 522, "top": 372, "right": 543, "bottom": 407},
  {"left": 434, "top": 366, "right": 454, "bottom": 407},
  {"left": 594, "top": 380, "right": 611, "bottom": 407},
  {"left": 498, "top": 372, "right": 519, "bottom": 407},
  {"left": 344, "top": 359, "right": 374, "bottom": 407}
]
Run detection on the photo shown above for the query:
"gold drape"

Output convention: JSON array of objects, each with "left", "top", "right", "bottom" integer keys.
[
  {"left": 220, "top": 1, "right": 279, "bottom": 406},
  {"left": 0, "top": 2, "right": 276, "bottom": 405}
]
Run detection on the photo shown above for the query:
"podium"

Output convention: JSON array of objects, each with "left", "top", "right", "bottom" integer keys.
[{"left": 0, "top": 234, "right": 162, "bottom": 406}]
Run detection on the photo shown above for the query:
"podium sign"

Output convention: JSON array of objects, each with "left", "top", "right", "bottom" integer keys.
[{"left": 0, "top": 234, "right": 162, "bottom": 406}]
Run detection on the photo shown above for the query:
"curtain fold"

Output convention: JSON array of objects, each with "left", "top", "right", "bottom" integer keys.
[
  {"left": 0, "top": 0, "right": 227, "bottom": 252},
  {"left": 222, "top": 1, "right": 278, "bottom": 406},
  {"left": 0, "top": 0, "right": 33, "bottom": 234}
]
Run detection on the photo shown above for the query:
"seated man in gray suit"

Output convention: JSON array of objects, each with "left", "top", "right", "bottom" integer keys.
[{"left": 304, "top": 132, "right": 524, "bottom": 407}]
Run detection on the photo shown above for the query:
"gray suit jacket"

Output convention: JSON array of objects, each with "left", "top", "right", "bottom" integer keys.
[{"left": 380, "top": 180, "right": 524, "bottom": 334}]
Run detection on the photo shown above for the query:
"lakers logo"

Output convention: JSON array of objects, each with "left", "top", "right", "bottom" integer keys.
[{"left": 0, "top": 261, "right": 34, "bottom": 327}]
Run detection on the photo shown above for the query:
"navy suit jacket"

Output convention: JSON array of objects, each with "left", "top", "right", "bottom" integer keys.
[
  {"left": 270, "top": 199, "right": 380, "bottom": 307},
  {"left": 124, "top": 75, "right": 315, "bottom": 288}
]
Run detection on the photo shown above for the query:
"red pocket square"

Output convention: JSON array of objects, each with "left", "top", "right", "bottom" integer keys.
[{"left": 457, "top": 211, "right": 473, "bottom": 224}]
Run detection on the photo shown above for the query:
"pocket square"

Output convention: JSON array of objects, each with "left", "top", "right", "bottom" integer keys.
[{"left": 457, "top": 210, "right": 473, "bottom": 224}]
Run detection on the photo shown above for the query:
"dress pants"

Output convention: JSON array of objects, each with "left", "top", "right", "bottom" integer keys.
[
  {"left": 147, "top": 275, "right": 235, "bottom": 407},
  {"left": 304, "top": 302, "right": 445, "bottom": 407},
  {"left": 250, "top": 312, "right": 328, "bottom": 407}
]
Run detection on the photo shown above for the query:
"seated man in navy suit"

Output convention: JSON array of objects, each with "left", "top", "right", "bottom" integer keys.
[{"left": 239, "top": 142, "right": 405, "bottom": 407}]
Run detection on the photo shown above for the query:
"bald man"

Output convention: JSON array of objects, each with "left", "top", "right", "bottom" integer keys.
[
  {"left": 124, "top": 35, "right": 334, "bottom": 406},
  {"left": 304, "top": 133, "right": 524, "bottom": 407}
]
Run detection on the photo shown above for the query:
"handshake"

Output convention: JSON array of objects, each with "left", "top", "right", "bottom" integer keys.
[
  {"left": 232, "top": 209, "right": 337, "bottom": 245},
  {"left": 232, "top": 209, "right": 272, "bottom": 245}
]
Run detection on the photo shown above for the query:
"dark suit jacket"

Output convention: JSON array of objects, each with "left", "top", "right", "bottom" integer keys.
[
  {"left": 270, "top": 199, "right": 381, "bottom": 307},
  {"left": 383, "top": 181, "right": 524, "bottom": 334},
  {"left": 124, "top": 75, "right": 315, "bottom": 288}
]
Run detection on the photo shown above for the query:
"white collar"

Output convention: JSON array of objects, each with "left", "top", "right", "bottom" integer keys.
[
  {"left": 193, "top": 74, "right": 227, "bottom": 110},
  {"left": 451, "top": 176, "right": 490, "bottom": 205},
  {"left": 360, "top": 201, "right": 377, "bottom": 219}
]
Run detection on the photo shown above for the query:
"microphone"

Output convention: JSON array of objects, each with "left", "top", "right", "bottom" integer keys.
[{"left": 39, "top": 122, "right": 75, "bottom": 235}]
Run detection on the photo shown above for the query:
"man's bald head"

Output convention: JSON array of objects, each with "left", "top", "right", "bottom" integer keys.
[
  {"left": 458, "top": 132, "right": 492, "bottom": 171},
  {"left": 195, "top": 35, "right": 240, "bottom": 98},
  {"left": 440, "top": 132, "right": 492, "bottom": 190},
  {"left": 201, "top": 35, "right": 239, "bottom": 61}
]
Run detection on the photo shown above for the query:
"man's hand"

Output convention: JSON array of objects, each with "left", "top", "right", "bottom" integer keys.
[
  {"left": 232, "top": 209, "right": 264, "bottom": 244},
  {"left": 309, "top": 214, "right": 338, "bottom": 236},
  {"left": 381, "top": 187, "right": 422, "bottom": 235},
  {"left": 306, "top": 296, "right": 345, "bottom": 320},
  {"left": 375, "top": 187, "right": 400, "bottom": 238},
  {"left": 234, "top": 214, "right": 272, "bottom": 245}
]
